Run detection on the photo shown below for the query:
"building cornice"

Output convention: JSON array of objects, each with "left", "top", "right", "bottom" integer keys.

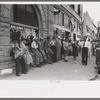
[{"left": 61, "top": 5, "right": 82, "bottom": 22}]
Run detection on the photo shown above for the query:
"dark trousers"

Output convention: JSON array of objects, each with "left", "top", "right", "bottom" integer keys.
[
  {"left": 82, "top": 47, "right": 88, "bottom": 65},
  {"left": 15, "top": 56, "right": 27, "bottom": 74},
  {"left": 92, "top": 47, "right": 95, "bottom": 56},
  {"left": 51, "top": 46, "right": 56, "bottom": 62},
  {"left": 46, "top": 48, "right": 53, "bottom": 63}
]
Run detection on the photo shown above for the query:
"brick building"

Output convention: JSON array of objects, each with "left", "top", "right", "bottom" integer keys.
[
  {"left": 0, "top": 4, "right": 54, "bottom": 70},
  {"left": 53, "top": 4, "right": 83, "bottom": 41},
  {"left": 0, "top": 4, "right": 83, "bottom": 70},
  {"left": 82, "top": 11, "right": 97, "bottom": 40}
]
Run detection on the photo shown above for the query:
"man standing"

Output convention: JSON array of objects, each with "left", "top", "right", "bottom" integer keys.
[
  {"left": 38, "top": 38, "right": 47, "bottom": 64},
  {"left": 63, "top": 39, "right": 69, "bottom": 62},
  {"left": 44, "top": 36, "right": 54, "bottom": 64},
  {"left": 92, "top": 40, "right": 96, "bottom": 56},
  {"left": 56, "top": 36, "right": 62, "bottom": 61},
  {"left": 81, "top": 36, "right": 90, "bottom": 66}
]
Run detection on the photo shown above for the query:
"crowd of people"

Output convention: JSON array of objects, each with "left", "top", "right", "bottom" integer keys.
[{"left": 10, "top": 29, "right": 100, "bottom": 77}]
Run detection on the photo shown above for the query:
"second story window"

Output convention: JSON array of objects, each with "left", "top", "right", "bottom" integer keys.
[
  {"left": 62, "top": 13, "right": 64, "bottom": 26},
  {"left": 78, "top": 5, "right": 81, "bottom": 16},
  {"left": 13, "top": 5, "right": 38, "bottom": 27},
  {"left": 70, "top": 4, "right": 75, "bottom": 10}
]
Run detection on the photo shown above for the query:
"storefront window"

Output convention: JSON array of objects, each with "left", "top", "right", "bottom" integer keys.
[{"left": 13, "top": 5, "right": 38, "bottom": 27}]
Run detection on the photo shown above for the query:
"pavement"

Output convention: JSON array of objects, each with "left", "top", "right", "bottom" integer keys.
[{"left": 1, "top": 54, "right": 98, "bottom": 80}]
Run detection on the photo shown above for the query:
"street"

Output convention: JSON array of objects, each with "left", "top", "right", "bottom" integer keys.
[{"left": 1, "top": 54, "right": 97, "bottom": 80}]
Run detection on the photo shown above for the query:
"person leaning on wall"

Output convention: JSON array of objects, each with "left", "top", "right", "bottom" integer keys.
[
  {"left": 44, "top": 36, "right": 54, "bottom": 64},
  {"left": 63, "top": 39, "right": 69, "bottom": 62},
  {"left": 31, "top": 37, "right": 43, "bottom": 67},
  {"left": 12, "top": 40, "right": 28, "bottom": 76}
]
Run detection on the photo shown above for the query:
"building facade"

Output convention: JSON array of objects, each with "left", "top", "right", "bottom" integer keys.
[
  {"left": 53, "top": 4, "right": 83, "bottom": 41},
  {"left": 0, "top": 4, "right": 54, "bottom": 70},
  {"left": 82, "top": 11, "right": 97, "bottom": 40},
  {"left": 0, "top": 4, "right": 83, "bottom": 70}
]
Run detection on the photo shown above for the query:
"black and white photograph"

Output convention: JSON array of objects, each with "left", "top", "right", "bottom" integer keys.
[
  {"left": 0, "top": 1, "right": 100, "bottom": 98},
  {"left": 0, "top": 3, "right": 99, "bottom": 80}
]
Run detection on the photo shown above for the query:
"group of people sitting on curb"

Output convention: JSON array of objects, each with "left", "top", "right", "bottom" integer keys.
[
  {"left": 11, "top": 28, "right": 96, "bottom": 77},
  {"left": 10, "top": 28, "right": 81, "bottom": 76}
]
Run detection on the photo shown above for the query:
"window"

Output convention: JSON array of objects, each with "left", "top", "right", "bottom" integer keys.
[
  {"left": 77, "top": 22, "right": 78, "bottom": 32},
  {"left": 54, "top": 14, "right": 56, "bottom": 24},
  {"left": 13, "top": 5, "right": 38, "bottom": 27},
  {"left": 62, "top": 13, "right": 64, "bottom": 26},
  {"left": 78, "top": 5, "right": 81, "bottom": 16},
  {"left": 70, "top": 5, "right": 75, "bottom": 10},
  {"left": 86, "top": 26, "right": 88, "bottom": 32},
  {"left": 73, "top": 34, "right": 76, "bottom": 41}
]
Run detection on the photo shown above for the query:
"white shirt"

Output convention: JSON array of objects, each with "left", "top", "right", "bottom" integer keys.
[
  {"left": 50, "top": 40, "right": 56, "bottom": 46},
  {"left": 81, "top": 41, "right": 90, "bottom": 49},
  {"left": 63, "top": 41, "right": 69, "bottom": 50},
  {"left": 31, "top": 41, "right": 38, "bottom": 49}
]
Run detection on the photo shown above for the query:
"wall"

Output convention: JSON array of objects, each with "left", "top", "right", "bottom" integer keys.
[
  {"left": 83, "top": 11, "right": 97, "bottom": 39},
  {"left": 0, "top": 4, "right": 54, "bottom": 70}
]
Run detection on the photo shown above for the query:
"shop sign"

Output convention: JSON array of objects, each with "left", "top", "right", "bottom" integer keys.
[{"left": 11, "top": 25, "right": 16, "bottom": 29}]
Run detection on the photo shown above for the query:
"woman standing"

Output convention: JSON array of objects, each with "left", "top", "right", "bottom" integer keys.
[
  {"left": 50, "top": 36, "right": 57, "bottom": 63},
  {"left": 63, "top": 39, "right": 69, "bottom": 62},
  {"left": 72, "top": 40, "right": 79, "bottom": 64}
]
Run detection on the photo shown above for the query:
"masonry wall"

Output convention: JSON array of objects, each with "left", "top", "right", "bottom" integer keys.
[{"left": 0, "top": 4, "right": 54, "bottom": 70}]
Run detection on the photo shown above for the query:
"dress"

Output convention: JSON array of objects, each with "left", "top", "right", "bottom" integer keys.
[
  {"left": 72, "top": 42, "right": 79, "bottom": 58},
  {"left": 56, "top": 39, "right": 61, "bottom": 61},
  {"left": 63, "top": 41, "right": 69, "bottom": 61},
  {"left": 20, "top": 41, "right": 33, "bottom": 65}
]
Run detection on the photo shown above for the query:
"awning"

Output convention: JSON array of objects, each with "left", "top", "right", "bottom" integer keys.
[
  {"left": 73, "top": 31, "right": 81, "bottom": 35},
  {"left": 54, "top": 25, "right": 71, "bottom": 33}
]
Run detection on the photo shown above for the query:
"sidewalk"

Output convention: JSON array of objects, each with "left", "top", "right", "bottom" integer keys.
[{"left": 0, "top": 55, "right": 97, "bottom": 80}]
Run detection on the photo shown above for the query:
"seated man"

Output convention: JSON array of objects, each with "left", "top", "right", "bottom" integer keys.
[
  {"left": 44, "top": 36, "right": 54, "bottom": 64},
  {"left": 31, "top": 37, "right": 43, "bottom": 67}
]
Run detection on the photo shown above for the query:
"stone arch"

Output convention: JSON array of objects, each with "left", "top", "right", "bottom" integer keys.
[
  {"left": 0, "top": 4, "right": 48, "bottom": 69},
  {"left": 0, "top": 4, "right": 47, "bottom": 37},
  {"left": 38, "top": 5, "right": 47, "bottom": 30}
]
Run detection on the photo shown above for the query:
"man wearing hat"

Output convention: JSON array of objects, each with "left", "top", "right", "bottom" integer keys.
[{"left": 31, "top": 37, "right": 42, "bottom": 67}]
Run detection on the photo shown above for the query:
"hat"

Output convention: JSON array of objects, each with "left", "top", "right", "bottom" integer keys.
[
  {"left": 33, "top": 36, "right": 36, "bottom": 40},
  {"left": 63, "top": 38, "right": 66, "bottom": 41},
  {"left": 58, "top": 35, "right": 61, "bottom": 39}
]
